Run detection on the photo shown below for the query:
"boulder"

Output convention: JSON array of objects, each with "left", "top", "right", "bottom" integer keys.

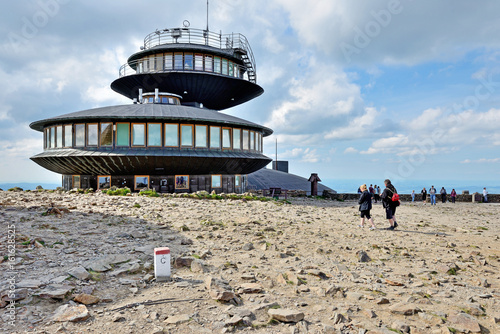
[
  {"left": 268, "top": 308, "right": 304, "bottom": 323},
  {"left": 52, "top": 304, "right": 89, "bottom": 322}
]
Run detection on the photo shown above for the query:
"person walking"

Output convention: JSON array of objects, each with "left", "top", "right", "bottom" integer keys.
[
  {"left": 411, "top": 190, "right": 415, "bottom": 203},
  {"left": 421, "top": 187, "right": 427, "bottom": 204},
  {"left": 483, "top": 187, "right": 488, "bottom": 203},
  {"left": 358, "top": 184, "right": 376, "bottom": 230},
  {"left": 429, "top": 186, "right": 436, "bottom": 205},
  {"left": 381, "top": 179, "right": 399, "bottom": 230},
  {"left": 440, "top": 187, "right": 447, "bottom": 203},
  {"left": 450, "top": 189, "right": 457, "bottom": 203},
  {"left": 373, "top": 185, "right": 378, "bottom": 203}
]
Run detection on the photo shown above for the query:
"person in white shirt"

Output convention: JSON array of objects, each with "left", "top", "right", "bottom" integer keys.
[{"left": 483, "top": 187, "right": 488, "bottom": 203}]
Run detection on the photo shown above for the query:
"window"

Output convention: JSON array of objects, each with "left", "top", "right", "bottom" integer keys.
[
  {"left": 73, "top": 175, "right": 81, "bottom": 189},
  {"left": 98, "top": 175, "right": 111, "bottom": 190},
  {"left": 161, "top": 97, "right": 169, "bottom": 104},
  {"left": 242, "top": 130, "right": 249, "bottom": 150},
  {"left": 233, "top": 128, "right": 241, "bottom": 149},
  {"left": 235, "top": 175, "right": 241, "bottom": 187},
  {"left": 229, "top": 62, "right": 234, "bottom": 77},
  {"left": 222, "top": 58, "right": 228, "bottom": 75},
  {"left": 250, "top": 131, "right": 255, "bottom": 150},
  {"left": 195, "top": 54, "right": 203, "bottom": 71},
  {"left": 214, "top": 56, "right": 221, "bottom": 73},
  {"left": 195, "top": 125, "right": 207, "bottom": 148},
  {"left": 222, "top": 128, "right": 231, "bottom": 149},
  {"left": 184, "top": 53, "right": 193, "bottom": 70},
  {"left": 169, "top": 97, "right": 175, "bottom": 105},
  {"left": 210, "top": 126, "right": 221, "bottom": 149},
  {"left": 256, "top": 133, "right": 261, "bottom": 152},
  {"left": 100, "top": 123, "right": 113, "bottom": 146},
  {"left": 116, "top": 123, "right": 130, "bottom": 146},
  {"left": 87, "top": 124, "right": 98, "bottom": 146},
  {"left": 44, "top": 128, "right": 49, "bottom": 149},
  {"left": 64, "top": 125, "right": 72, "bottom": 147},
  {"left": 134, "top": 175, "right": 149, "bottom": 191},
  {"left": 148, "top": 123, "right": 162, "bottom": 147},
  {"left": 211, "top": 175, "right": 222, "bottom": 188},
  {"left": 175, "top": 175, "right": 189, "bottom": 189},
  {"left": 174, "top": 53, "right": 183, "bottom": 70},
  {"left": 164, "top": 53, "right": 173, "bottom": 70},
  {"left": 56, "top": 126, "right": 62, "bottom": 148},
  {"left": 205, "top": 55, "right": 213, "bottom": 72},
  {"left": 132, "top": 123, "right": 146, "bottom": 146},
  {"left": 75, "top": 124, "right": 85, "bottom": 147},
  {"left": 180, "top": 124, "right": 193, "bottom": 147},
  {"left": 165, "top": 124, "right": 179, "bottom": 147},
  {"left": 50, "top": 127, "right": 55, "bottom": 148}
]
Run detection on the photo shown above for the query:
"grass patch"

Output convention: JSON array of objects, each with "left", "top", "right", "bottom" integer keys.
[
  {"left": 103, "top": 187, "right": 131, "bottom": 196},
  {"left": 139, "top": 189, "right": 160, "bottom": 197},
  {"left": 447, "top": 268, "right": 457, "bottom": 275},
  {"left": 133, "top": 203, "right": 141, "bottom": 208}
]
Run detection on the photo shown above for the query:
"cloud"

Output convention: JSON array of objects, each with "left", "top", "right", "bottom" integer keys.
[
  {"left": 325, "top": 107, "right": 378, "bottom": 140},
  {"left": 461, "top": 158, "right": 500, "bottom": 164},
  {"left": 280, "top": 147, "right": 320, "bottom": 163},
  {"left": 344, "top": 147, "right": 358, "bottom": 154}
]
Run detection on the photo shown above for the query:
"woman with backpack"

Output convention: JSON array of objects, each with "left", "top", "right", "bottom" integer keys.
[
  {"left": 358, "top": 184, "right": 376, "bottom": 230},
  {"left": 381, "top": 179, "right": 399, "bottom": 230}
]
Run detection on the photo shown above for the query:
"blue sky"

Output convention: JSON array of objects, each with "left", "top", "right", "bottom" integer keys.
[{"left": 0, "top": 0, "right": 499, "bottom": 188}]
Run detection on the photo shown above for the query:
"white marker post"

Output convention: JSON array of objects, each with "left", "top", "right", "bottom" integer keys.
[{"left": 154, "top": 247, "right": 171, "bottom": 282}]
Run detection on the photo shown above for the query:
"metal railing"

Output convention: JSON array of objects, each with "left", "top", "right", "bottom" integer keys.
[{"left": 117, "top": 27, "right": 257, "bottom": 83}]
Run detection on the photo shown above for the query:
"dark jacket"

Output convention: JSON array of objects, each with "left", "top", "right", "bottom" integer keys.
[
  {"left": 358, "top": 190, "right": 372, "bottom": 211},
  {"left": 381, "top": 184, "right": 398, "bottom": 208}
]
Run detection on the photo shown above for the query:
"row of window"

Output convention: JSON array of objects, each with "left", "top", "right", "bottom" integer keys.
[
  {"left": 72, "top": 174, "right": 242, "bottom": 191},
  {"left": 134, "top": 52, "right": 244, "bottom": 79},
  {"left": 44, "top": 123, "right": 263, "bottom": 152}
]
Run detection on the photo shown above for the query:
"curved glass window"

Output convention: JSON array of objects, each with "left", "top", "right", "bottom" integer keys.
[
  {"left": 210, "top": 126, "right": 220, "bottom": 149},
  {"left": 44, "top": 128, "right": 49, "bottom": 149},
  {"left": 132, "top": 123, "right": 146, "bottom": 146},
  {"left": 195, "top": 54, "right": 204, "bottom": 71},
  {"left": 164, "top": 53, "right": 173, "bottom": 70},
  {"left": 116, "top": 123, "right": 129, "bottom": 146},
  {"left": 148, "top": 123, "right": 162, "bottom": 147},
  {"left": 184, "top": 53, "right": 193, "bottom": 70},
  {"left": 222, "top": 59, "right": 228, "bottom": 75},
  {"left": 64, "top": 125, "right": 72, "bottom": 147},
  {"left": 195, "top": 125, "right": 207, "bottom": 148},
  {"left": 87, "top": 124, "right": 98, "bottom": 146},
  {"left": 181, "top": 125, "right": 193, "bottom": 147},
  {"left": 222, "top": 128, "right": 231, "bottom": 149},
  {"left": 56, "top": 126, "right": 62, "bottom": 148},
  {"left": 242, "top": 130, "right": 249, "bottom": 150},
  {"left": 233, "top": 128, "right": 241, "bottom": 149},
  {"left": 174, "top": 53, "right": 183, "bottom": 70},
  {"left": 165, "top": 124, "right": 178, "bottom": 147},
  {"left": 75, "top": 124, "right": 85, "bottom": 147},
  {"left": 100, "top": 123, "right": 113, "bottom": 146},
  {"left": 205, "top": 55, "right": 213, "bottom": 72},
  {"left": 214, "top": 57, "right": 221, "bottom": 73},
  {"left": 50, "top": 127, "right": 55, "bottom": 148}
]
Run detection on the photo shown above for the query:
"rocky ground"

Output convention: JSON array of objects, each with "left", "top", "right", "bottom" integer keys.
[{"left": 0, "top": 190, "right": 499, "bottom": 334}]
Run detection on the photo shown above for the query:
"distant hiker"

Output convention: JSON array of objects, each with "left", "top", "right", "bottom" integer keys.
[
  {"left": 381, "top": 179, "right": 399, "bottom": 230},
  {"left": 483, "top": 187, "right": 488, "bottom": 203},
  {"left": 450, "top": 189, "right": 457, "bottom": 203},
  {"left": 411, "top": 190, "right": 415, "bottom": 203},
  {"left": 429, "top": 186, "right": 436, "bottom": 205},
  {"left": 440, "top": 187, "right": 447, "bottom": 203},
  {"left": 358, "top": 184, "right": 376, "bottom": 230},
  {"left": 374, "top": 185, "right": 381, "bottom": 203},
  {"left": 421, "top": 187, "right": 427, "bottom": 204},
  {"left": 369, "top": 184, "right": 374, "bottom": 196}
]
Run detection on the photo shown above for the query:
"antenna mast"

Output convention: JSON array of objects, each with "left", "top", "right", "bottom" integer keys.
[
  {"left": 206, "top": 0, "right": 209, "bottom": 31},
  {"left": 275, "top": 138, "right": 278, "bottom": 170}
]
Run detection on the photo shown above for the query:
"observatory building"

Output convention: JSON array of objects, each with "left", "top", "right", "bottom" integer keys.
[{"left": 30, "top": 25, "right": 273, "bottom": 193}]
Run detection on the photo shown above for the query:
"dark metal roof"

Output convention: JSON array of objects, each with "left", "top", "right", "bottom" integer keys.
[
  {"left": 30, "top": 103, "right": 273, "bottom": 136},
  {"left": 31, "top": 148, "right": 272, "bottom": 175},
  {"left": 110, "top": 72, "right": 263, "bottom": 110},
  {"left": 248, "top": 168, "right": 335, "bottom": 193}
]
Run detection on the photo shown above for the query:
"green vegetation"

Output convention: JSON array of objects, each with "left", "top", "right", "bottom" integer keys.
[
  {"left": 139, "top": 189, "right": 160, "bottom": 197},
  {"left": 102, "top": 187, "right": 131, "bottom": 196},
  {"left": 7, "top": 187, "right": 23, "bottom": 192},
  {"left": 133, "top": 203, "right": 141, "bottom": 208}
]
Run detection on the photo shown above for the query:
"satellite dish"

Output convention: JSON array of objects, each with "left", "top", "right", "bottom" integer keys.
[{"left": 183, "top": 20, "right": 190, "bottom": 28}]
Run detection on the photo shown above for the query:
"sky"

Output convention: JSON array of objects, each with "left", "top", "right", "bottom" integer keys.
[{"left": 0, "top": 0, "right": 499, "bottom": 188}]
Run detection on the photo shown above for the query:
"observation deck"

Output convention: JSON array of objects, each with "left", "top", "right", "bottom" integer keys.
[{"left": 111, "top": 27, "right": 263, "bottom": 110}]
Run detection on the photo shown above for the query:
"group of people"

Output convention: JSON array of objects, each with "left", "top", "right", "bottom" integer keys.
[
  {"left": 358, "top": 179, "right": 399, "bottom": 231},
  {"left": 412, "top": 186, "right": 489, "bottom": 204},
  {"left": 415, "top": 186, "right": 454, "bottom": 204}
]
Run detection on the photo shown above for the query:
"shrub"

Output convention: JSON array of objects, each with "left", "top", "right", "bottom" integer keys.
[{"left": 139, "top": 189, "right": 160, "bottom": 197}]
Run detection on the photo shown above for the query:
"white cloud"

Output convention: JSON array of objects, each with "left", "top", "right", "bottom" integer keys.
[
  {"left": 461, "top": 158, "right": 500, "bottom": 164},
  {"left": 325, "top": 107, "right": 378, "bottom": 140},
  {"left": 280, "top": 147, "right": 319, "bottom": 163},
  {"left": 344, "top": 147, "right": 358, "bottom": 154}
]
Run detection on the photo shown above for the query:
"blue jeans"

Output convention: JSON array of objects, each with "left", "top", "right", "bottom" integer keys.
[{"left": 430, "top": 194, "right": 436, "bottom": 205}]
